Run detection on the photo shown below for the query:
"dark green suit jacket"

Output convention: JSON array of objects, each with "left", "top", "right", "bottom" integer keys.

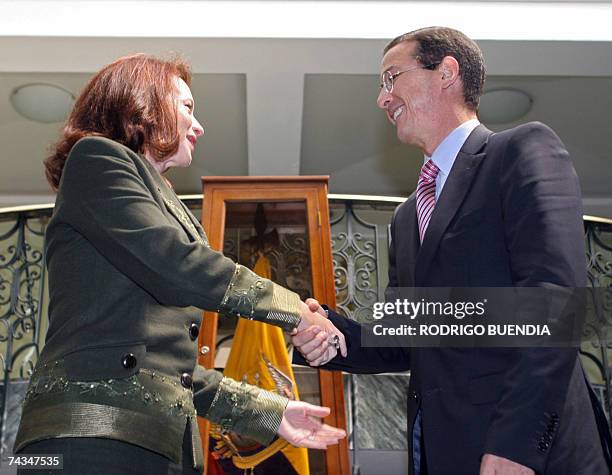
[{"left": 15, "top": 136, "right": 302, "bottom": 469}]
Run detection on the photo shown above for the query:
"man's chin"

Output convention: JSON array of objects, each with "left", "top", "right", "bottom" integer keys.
[{"left": 396, "top": 128, "right": 412, "bottom": 145}]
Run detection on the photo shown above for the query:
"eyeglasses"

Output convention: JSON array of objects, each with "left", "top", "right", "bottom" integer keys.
[{"left": 379, "top": 62, "right": 440, "bottom": 93}]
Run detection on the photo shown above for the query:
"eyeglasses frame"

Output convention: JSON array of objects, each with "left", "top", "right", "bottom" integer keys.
[{"left": 379, "top": 61, "right": 441, "bottom": 93}]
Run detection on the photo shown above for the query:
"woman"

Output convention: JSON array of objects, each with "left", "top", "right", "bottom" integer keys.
[{"left": 14, "top": 54, "right": 345, "bottom": 474}]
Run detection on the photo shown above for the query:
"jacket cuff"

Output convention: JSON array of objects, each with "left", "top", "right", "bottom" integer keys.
[
  {"left": 264, "top": 282, "right": 302, "bottom": 331},
  {"left": 204, "top": 377, "right": 288, "bottom": 446},
  {"left": 217, "top": 264, "right": 301, "bottom": 332}
]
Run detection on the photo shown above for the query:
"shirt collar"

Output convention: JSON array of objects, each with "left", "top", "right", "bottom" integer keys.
[{"left": 424, "top": 119, "right": 480, "bottom": 176}]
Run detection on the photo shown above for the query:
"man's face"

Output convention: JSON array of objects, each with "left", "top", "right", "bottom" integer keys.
[{"left": 376, "top": 41, "right": 440, "bottom": 149}]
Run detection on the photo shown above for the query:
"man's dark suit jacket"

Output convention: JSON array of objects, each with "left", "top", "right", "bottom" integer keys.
[{"left": 296, "top": 122, "right": 612, "bottom": 474}]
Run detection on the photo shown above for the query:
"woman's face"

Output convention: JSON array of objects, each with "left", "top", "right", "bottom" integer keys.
[{"left": 151, "top": 77, "right": 204, "bottom": 172}]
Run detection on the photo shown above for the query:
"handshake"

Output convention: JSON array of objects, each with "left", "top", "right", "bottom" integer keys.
[
  {"left": 293, "top": 298, "right": 347, "bottom": 366},
  {"left": 272, "top": 298, "right": 347, "bottom": 450}
]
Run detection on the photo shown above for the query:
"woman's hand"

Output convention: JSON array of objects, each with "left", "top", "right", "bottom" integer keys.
[
  {"left": 293, "top": 299, "right": 346, "bottom": 366},
  {"left": 294, "top": 300, "right": 347, "bottom": 365},
  {"left": 277, "top": 401, "right": 346, "bottom": 449}
]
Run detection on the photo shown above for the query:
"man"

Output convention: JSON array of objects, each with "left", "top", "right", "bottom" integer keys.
[{"left": 293, "top": 27, "right": 612, "bottom": 475}]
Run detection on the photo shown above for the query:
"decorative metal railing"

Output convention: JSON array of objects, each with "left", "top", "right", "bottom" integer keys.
[
  {"left": 0, "top": 205, "right": 52, "bottom": 459},
  {"left": 584, "top": 217, "right": 612, "bottom": 419},
  {"left": 0, "top": 197, "right": 610, "bottom": 464}
]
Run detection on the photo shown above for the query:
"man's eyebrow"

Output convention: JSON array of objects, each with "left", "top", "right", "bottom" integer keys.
[{"left": 382, "top": 65, "right": 395, "bottom": 74}]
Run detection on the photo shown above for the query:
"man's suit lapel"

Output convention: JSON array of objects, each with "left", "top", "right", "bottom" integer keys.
[
  {"left": 402, "top": 193, "right": 420, "bottom": 288},
  {"left": 415, "top": 125, "right": 493, "bottom": 285}
]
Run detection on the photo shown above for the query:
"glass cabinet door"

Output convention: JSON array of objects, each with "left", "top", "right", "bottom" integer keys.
[
  {"left": 221, "top": 200, "right": 327, "bottom": 473},
  {"left": 199, "top": 177, "right": 349, "bottom": 475}
]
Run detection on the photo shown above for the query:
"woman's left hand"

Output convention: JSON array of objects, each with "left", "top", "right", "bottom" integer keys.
[{"left": 277, "top": 401, "right": 346, "bottom": 449}]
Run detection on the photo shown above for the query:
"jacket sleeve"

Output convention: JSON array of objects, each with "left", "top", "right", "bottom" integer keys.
[
  {"left": 192, "top": 366, "right": 287, "bottom": 445},
  {"left": 58, "top": 137, "right": 301, "bottom": 331},
  {"left": 482, "top": 122, "right": 586, "bottom": 472},
  {"left": 293, "top": 307, "right": 411, "bottom": 373},
  {"left": 293, "top": 210, "right": 411, "bottom": 373}
]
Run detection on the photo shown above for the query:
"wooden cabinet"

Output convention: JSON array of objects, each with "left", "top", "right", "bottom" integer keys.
[{"left": 198, "top": 176, "right": 349, "bottom": 474}]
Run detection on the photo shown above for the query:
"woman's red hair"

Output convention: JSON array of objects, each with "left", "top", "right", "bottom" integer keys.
[{"left": 44, "top": 54, "right": 191, "bottom": 190}]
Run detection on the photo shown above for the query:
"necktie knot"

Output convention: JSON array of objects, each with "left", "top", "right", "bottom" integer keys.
[{"left": 419, "top": 159, "right": 440, "bottom": 182}]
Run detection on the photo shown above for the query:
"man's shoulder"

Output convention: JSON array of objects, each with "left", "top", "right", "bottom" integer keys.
[
  {"left": 393, "top": 194, "right": 415, "bottom": 220},
  {"left": 491, "top": 121, "right": 559, "bottom": 143}
]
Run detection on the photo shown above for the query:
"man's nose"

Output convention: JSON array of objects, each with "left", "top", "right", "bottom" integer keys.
[{"left": 377, "top": 88, "right": 391, "bottom": 110}]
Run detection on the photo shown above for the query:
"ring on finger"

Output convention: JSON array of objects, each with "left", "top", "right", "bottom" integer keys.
[{"left": 328, "top": 334, "right": 340, "bottom": 350}]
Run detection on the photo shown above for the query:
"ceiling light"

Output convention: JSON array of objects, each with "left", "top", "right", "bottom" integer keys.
[
  {"left": 10, "top": 83, "right": 75, "bottom": 124},
  {"left": 478, "top": 89, "right": 532, "bottom": 124}
]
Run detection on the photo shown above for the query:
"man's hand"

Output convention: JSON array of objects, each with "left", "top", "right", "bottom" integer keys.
[
  {"left": 277, "top": 401, "right": 346, "bottom": 449},
  {"left": 480, "top": 454, "right": 535, "bottom": 475},
  {"left": 293, "top": 298, "right": 346, "bottom": 365}
]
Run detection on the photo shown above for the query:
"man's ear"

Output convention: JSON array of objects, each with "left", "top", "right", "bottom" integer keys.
[{"left": 440, "top": 56, "right": 460, "bottom": 89}]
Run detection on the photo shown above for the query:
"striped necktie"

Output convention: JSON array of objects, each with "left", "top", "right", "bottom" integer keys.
[{"left": 416, "top": 159, "right": 440, "bottom": 242}]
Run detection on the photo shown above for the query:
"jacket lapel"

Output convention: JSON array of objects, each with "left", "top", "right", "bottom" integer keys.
[
  {"left": 402, "top": 193, "right": 420, "bottom": 288},
  {"left": 138, "top": 153, "right": 208, "bottom": 246},
  {"left": 415, "top": 125, "right": 493, "bottom": 285},
  {"left": 176, "top": 198, "right": 209, "bottom": 246},
  {"left": 162, "top": 194, "right": 208, "bottom": 246}
]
